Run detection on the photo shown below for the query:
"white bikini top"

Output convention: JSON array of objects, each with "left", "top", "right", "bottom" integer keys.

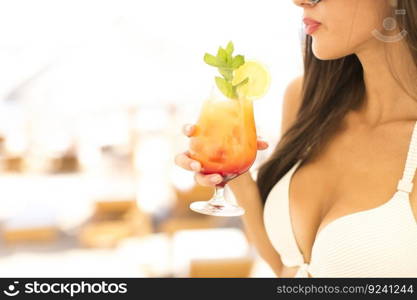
[{"left": 264, "top": 120, "right": 417, "bottom": 277}]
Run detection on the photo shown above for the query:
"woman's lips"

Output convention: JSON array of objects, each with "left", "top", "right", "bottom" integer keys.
[{"left": 303, "top": 17, "right": 322, "bottom": 35}]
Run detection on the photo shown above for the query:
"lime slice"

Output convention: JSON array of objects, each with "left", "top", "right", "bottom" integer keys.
[{"left": 232, "top": 60, "right": 271, "bottom": 100}]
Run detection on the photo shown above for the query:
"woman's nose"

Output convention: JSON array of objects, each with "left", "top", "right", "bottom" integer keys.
[{"left": 292, "top": 0, "right": 316, "bottom": 8}]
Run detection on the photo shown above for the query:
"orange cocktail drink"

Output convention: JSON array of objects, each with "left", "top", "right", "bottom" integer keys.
[
  {"left": 187, "top": 41, "right": 269, "bottom": 216},
  {"left": 189, "top": 94, "right": 257, "bottom": 187}
]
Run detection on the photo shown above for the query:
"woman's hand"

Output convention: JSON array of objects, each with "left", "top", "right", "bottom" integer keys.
[
  {"left": 174, "top": 123, "right": 269, "bottom": 187},
  {"left": 276, "top": 265, "right": 300, "bottom": 278}
]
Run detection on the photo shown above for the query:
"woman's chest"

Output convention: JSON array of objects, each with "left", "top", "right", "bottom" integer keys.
[{"left": 289, "top": 122, "right": 417, "bottom": 262}]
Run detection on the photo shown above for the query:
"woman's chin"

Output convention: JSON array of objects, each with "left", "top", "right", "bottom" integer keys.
[{"left": 312, "top": 45, "right": 351, "bottom": 61}]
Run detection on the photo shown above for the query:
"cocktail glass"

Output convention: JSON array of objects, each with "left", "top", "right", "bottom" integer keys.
[{"left": 188, "top": 87, "right": 257, "bottom": 216}]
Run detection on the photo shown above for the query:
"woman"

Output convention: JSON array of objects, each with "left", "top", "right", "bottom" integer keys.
[{"left": 174, "top": 0, "right": 417, "bottom": 277}]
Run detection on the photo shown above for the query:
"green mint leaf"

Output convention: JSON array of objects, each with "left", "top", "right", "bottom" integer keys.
[
  {"left": 225, "top": 42, "right": 234, "bottom": 65},
  {"left": 216, "top": 47, "right": 228, "bottom": 65},
  {"left": 235, "top": 77, "right": 249, "bottom": 87},
  {"left": 203, "top": 41, "right": 247, "bottom": 99},
  {"left": 233, "top": 77, "right": 249, "bottom": 99},
  {"left": 204, "top": 53, "right": 219, "bottom": 67},
  {"left": 226, "top": 53, "right": 232, "bottom": 66},
  {"left": 225, "top": 41, "right": 234, "bottom": 56},
  {"left": 215, "top": 76, "right": 235, "bottom": 98},
  {"left": 231, "top": 55, "right": 245, "bottom": 69},
  {"left": 218, "top": 68, "right": 233, "bottom": 81}
]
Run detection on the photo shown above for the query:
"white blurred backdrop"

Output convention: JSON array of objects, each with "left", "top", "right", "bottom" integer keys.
[{"left": 0, "top": 0, "right": 304, "bottom": 277}]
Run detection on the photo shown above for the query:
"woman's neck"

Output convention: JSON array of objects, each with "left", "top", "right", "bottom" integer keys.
[{"left": 355, "top": 37, "right": 417, "bottom": 127}]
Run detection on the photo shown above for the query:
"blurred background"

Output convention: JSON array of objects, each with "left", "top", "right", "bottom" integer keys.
[{"left": 0, "top": 0, "right": 303, "bottom": 277}]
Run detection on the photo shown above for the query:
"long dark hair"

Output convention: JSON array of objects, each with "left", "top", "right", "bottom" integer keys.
[{"left": 256, "top": 0, "right": 417, "bottom": 204}]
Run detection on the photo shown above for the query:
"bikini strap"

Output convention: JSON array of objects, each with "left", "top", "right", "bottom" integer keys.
[{"left": 397, "top": 120, "right": 417, "bottom": 193}]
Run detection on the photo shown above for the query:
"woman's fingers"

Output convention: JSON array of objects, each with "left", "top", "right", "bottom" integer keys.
[
  {"left": 182, "top": 123, "right": 196, "bottom": 137},
  {"left": 177, "top": 123, "right": 264, "bottom": 186},
  {"left": 194, "top": 172, "right": 223, "bottom": 187},
  {"left": 174, "top": 151, "right": 202, "bottom": 172},
  {"left": 174, "top": 151, "right": 222, "bottom": 186},
  {"left": 257, "top": 136, "right": 269, "bottom": 150}
]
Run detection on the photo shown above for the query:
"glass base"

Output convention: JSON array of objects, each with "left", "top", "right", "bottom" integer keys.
[{"left": 189, "top": 201, "right": 245, "bottom": 217}]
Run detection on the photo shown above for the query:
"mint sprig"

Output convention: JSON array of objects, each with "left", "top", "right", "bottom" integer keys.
[{"left": 204, "top": 41, "right": 248, "bottom": 99}]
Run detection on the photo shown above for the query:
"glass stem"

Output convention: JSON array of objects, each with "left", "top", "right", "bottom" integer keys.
[{"left": 208, "top": 185, "right": 227, "bottom": 207}]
